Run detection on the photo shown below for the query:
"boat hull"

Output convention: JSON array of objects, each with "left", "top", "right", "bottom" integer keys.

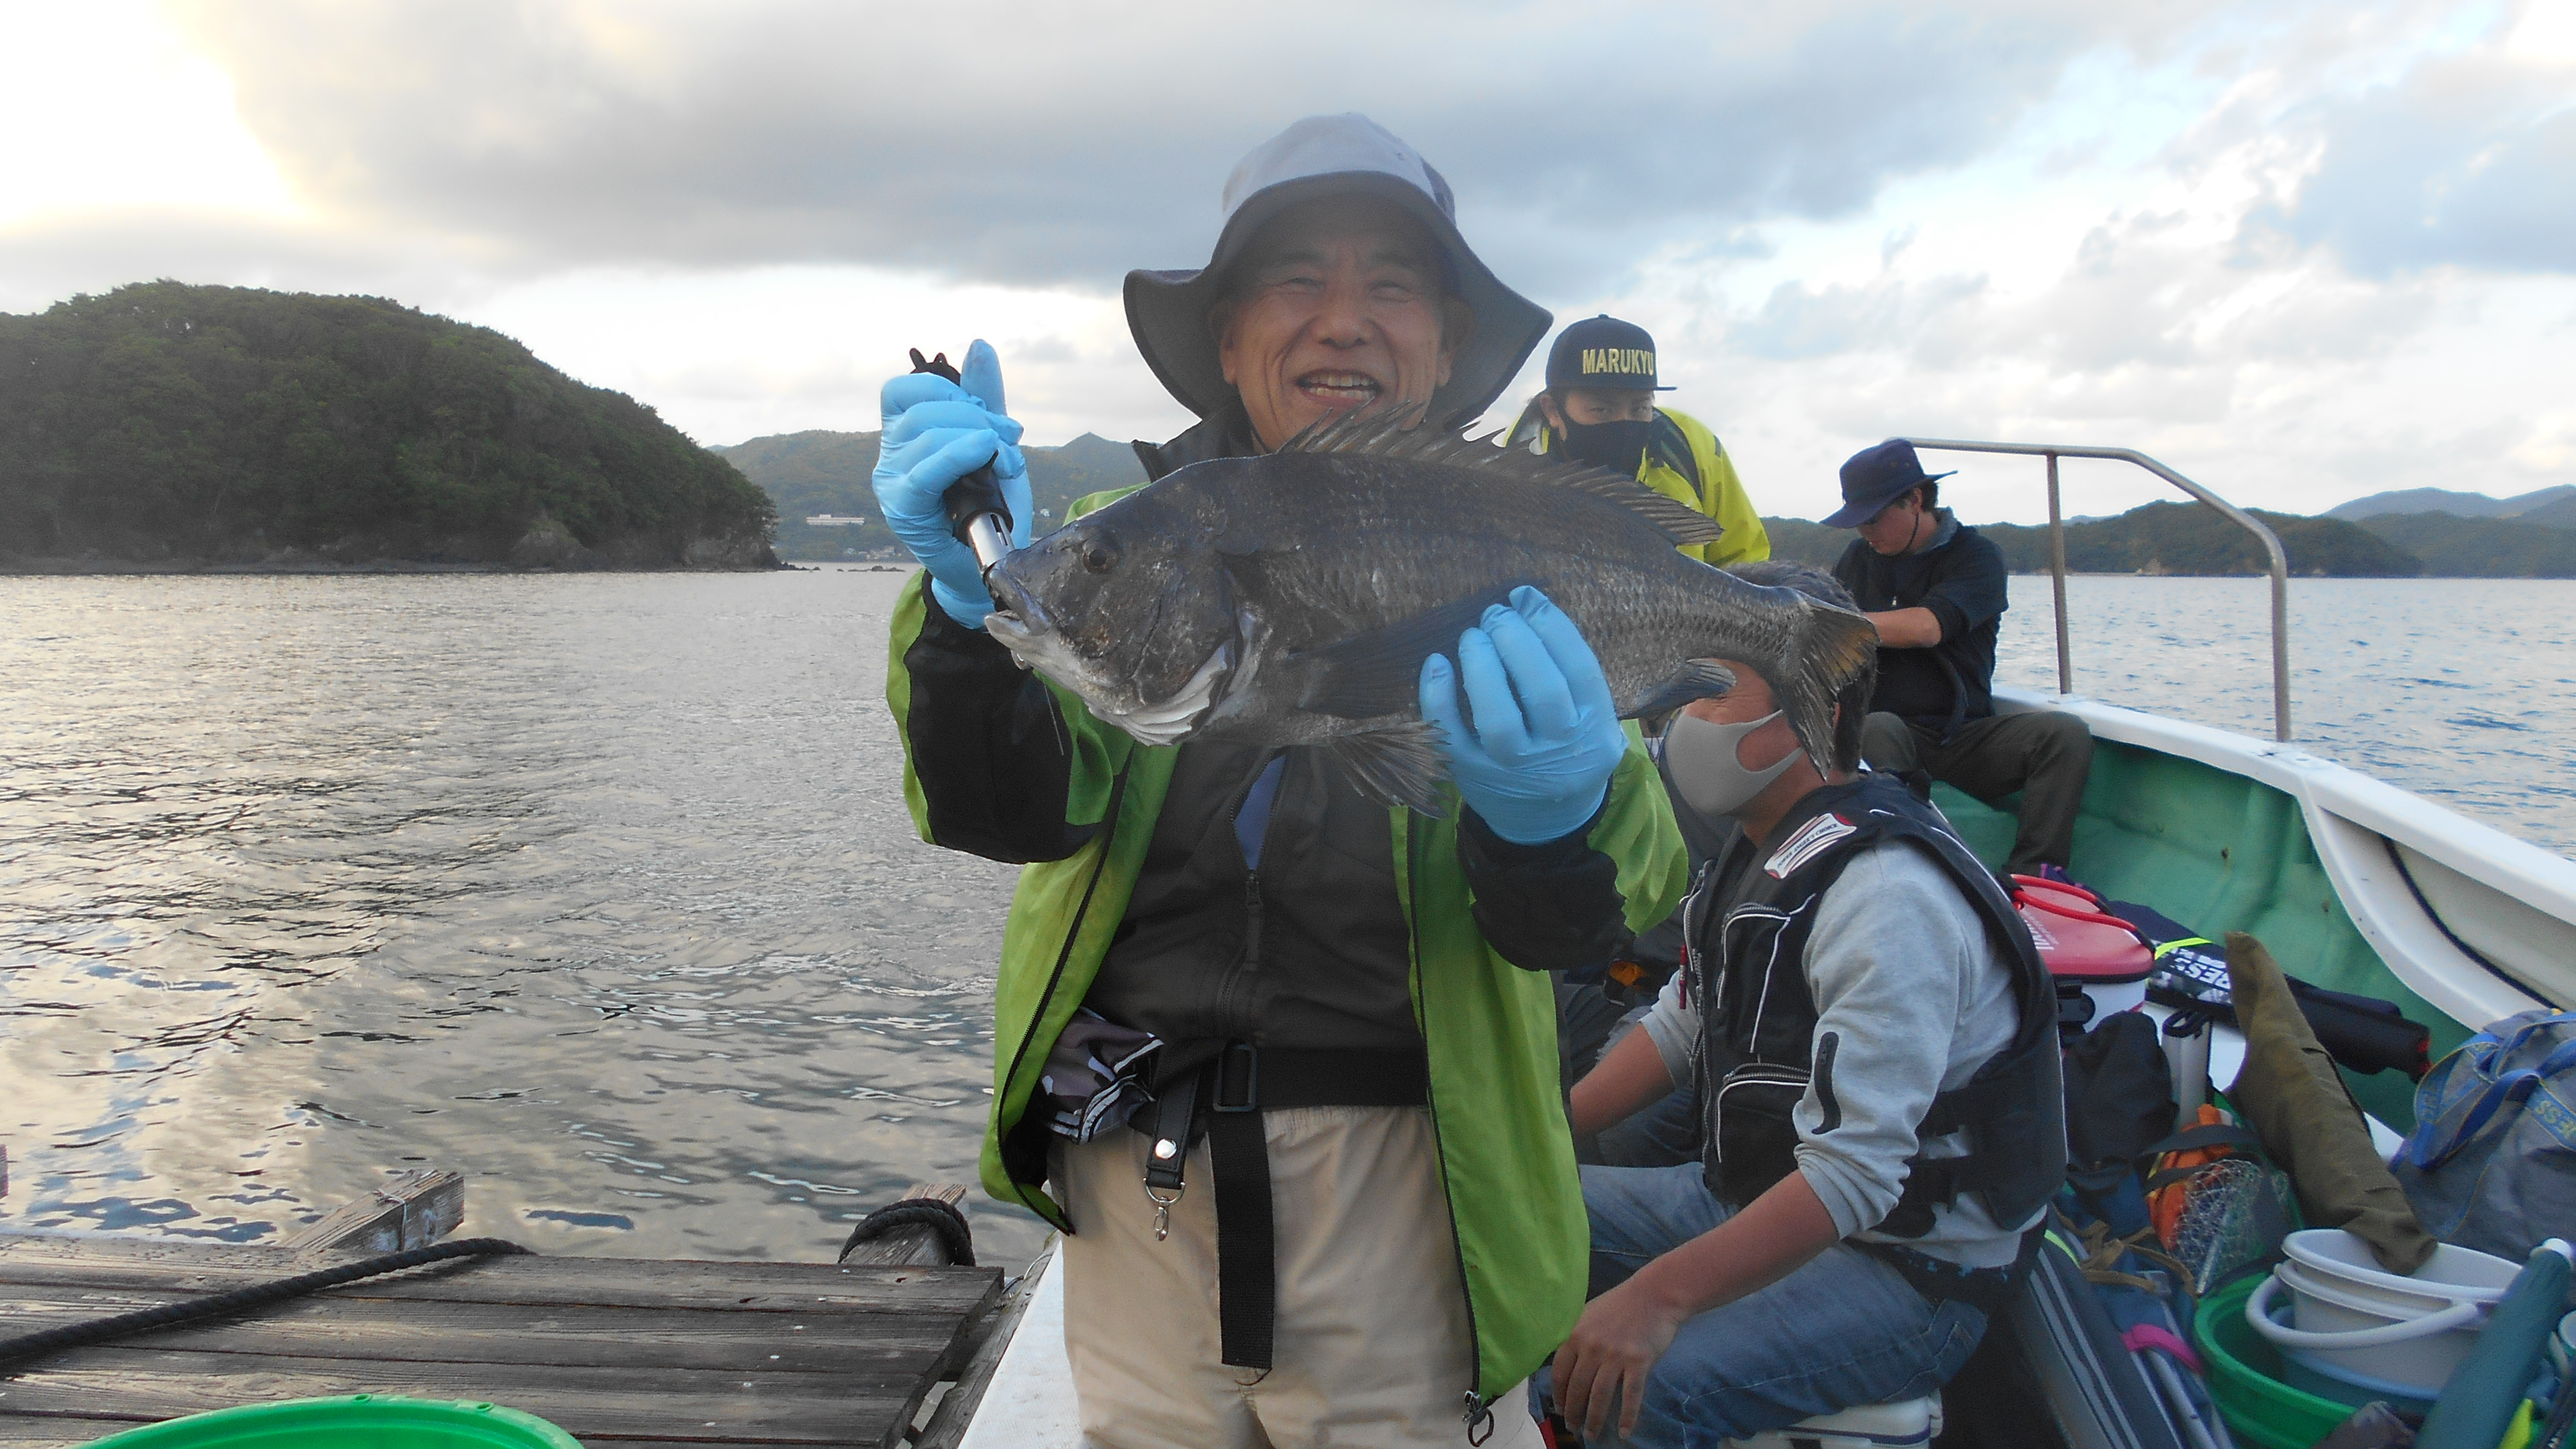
[{"left": 1939, "top": 688, "right": 2571, "bottom": 1129}]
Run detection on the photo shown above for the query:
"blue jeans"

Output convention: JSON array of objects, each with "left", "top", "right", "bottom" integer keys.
[
  {"left": 1587, "top": 1084, "right": 1701, "bottom": 1168},
  {"left": 1535, "top": 1165, "right": 1989, "bottom": 1448}
]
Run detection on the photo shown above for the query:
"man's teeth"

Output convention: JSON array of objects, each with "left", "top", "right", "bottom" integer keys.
[{"left": 1301, "top": 373, "right": 1381, "bottom": 398}]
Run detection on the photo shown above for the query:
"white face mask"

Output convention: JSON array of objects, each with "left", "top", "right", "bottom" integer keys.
[{"left": 1663, "top": 709, "right": 1799, "bottom": 818}]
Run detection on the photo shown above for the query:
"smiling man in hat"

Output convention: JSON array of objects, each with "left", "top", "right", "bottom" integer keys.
[
  {"left": 1826, "top": 440, "right": 2094, "bottom": 877},
  {"left": 866, "top": 115, "right": 1687, "bottom": 1448}
]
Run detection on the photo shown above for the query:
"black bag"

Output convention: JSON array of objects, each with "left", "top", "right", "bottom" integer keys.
[
  {"left": 2111, "top": 901, "right": 2432, "bottom": 1079},
  {"left": 2061, "top": 1012, "right": 2176, "bottom": 1194}
]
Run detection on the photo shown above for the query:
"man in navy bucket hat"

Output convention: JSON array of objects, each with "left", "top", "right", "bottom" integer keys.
[
  {"left": 1827, "top": 441, "right": 2094, "bottom": 876},
  {"left": 869, "top": 114, "right": 1687, "bottom": 1448},
  {"left": 1822, "top": 440, "right": 1957, "bottom": 530}
]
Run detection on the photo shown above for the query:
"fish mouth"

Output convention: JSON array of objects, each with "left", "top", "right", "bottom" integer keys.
[
  {"left": 979, "top": 567, "right": 1238, "bottom": 749},
  {"left": 1296, "top": 369, "right": 1383, "bottom": 411},
  {"left": 980, "top": 569, "right": 1088, "bottom": 686}
]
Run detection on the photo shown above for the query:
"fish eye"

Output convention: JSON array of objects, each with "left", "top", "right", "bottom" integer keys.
[{"left": 1080, "top": 534, "right": 1120, "bottom": 575}]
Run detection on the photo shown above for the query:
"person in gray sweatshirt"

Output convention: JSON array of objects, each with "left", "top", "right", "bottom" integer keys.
[{"left": 1542, "top": 562, "right": 2065, "bottom": 1448}]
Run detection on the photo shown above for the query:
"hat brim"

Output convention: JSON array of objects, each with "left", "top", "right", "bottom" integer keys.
[
  {"left": 1124, "top": 171, "right": 1550, "bottom": 430},
  {"left": 1821, "top": 469, "right": 1955, "bottom": 528}
]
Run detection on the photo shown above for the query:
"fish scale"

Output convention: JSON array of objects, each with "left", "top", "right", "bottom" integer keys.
[{"left": 982, "top": 411, "right": 1879, "bottom": 813}]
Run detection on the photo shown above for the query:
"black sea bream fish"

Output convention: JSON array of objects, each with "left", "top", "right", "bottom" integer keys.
[{"left": 981, "top": 412, "right": 1878, "bottom": 812}]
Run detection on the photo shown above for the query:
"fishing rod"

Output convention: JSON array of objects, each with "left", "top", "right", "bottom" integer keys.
[{"left": 908, "top": 348, "right": 1016, "bottom": 575}]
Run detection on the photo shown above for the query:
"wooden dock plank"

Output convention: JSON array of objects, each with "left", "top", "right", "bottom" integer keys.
[
  {"left": 0, "top": 1348, "right": 917, "bottom": 1445},
  {"left": 0, "top": 1428, "right": 802, "bottom": 1449},
  {"left": 280, "top": 1169, "right": 465, "bottom": 1256},
  {"left": 838, "top": 1185, "right": 969, "bottom": 1268},
  {"left": 0, "top": 1255, "right": 996, "bottom": 1318},
  {"left": 0, "top": 1225, "right": 1002, "bottom": 1449},
  {"left": 0, "top": 1288, "right": 959, "bottom": 1373}
]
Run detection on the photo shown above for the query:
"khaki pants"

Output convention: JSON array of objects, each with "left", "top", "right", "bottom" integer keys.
[
  {"left": 1861, "top": 709, "right": 2094, "bottom": 874},
  {"left": 1055, "top": 1105, "right": 1544, "bottom": 1449}
]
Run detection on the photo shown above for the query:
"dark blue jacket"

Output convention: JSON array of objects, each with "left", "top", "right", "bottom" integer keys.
[{"left": 1831, "top": 512, "right": 2008, "bottom": 738}]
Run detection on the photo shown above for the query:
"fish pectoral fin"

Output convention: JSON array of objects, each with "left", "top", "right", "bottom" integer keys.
[
  {"left": 1627, "top": 661, "right": 1738, "bottom": 721},
  {"left": 1324, "top": 717, "right": 1451, "bottom": 816},
  {"left": 1297, "top": 588, "right": 1525, "bottom": 720}
]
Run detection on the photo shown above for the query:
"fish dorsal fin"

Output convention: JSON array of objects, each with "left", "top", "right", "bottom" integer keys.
[{"left": 1279, "top": 407, "right": 1726, "bottom": 548}]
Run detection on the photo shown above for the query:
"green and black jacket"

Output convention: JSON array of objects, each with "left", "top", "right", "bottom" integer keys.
[{"left": 882, "top": 410, "right": 1689, "bottom": 1401}]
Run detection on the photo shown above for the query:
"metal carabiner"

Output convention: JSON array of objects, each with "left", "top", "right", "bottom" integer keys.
[{"left": 1143, "top": 1182, "right": 1181, "bottom": 1241}]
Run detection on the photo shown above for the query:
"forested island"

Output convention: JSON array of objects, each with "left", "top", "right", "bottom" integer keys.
[
  {"left": 0, "top": 283, "right": 777, "bottom": 571},
  {"left": 716, "top": 429, "right": 1144, "bottom": 561},
  {"left": 11, "top": 281, "right": 2559, "bottom": 580},
  {"left": 1764, "top": 499, "right": 2576, "bottom": 578},
  {"left": 723, "top": 422, "right": 2570, "bottom": 578}
]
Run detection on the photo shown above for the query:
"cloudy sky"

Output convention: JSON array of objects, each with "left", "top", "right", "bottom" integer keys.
[{"left": 3, "top": 0, "right": 2568, "bottom": 522}]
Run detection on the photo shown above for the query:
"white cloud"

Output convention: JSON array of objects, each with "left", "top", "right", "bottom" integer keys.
[
  {"left": 0, "top": 0, "right": 2567, "bottom": 526},
  {"left": 0, "top": 1, "right": 295, "bottom": 231}
]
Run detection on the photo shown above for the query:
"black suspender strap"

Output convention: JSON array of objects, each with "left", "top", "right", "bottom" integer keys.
[
  {"left": 1138, "top": 1043, "right": 1430, "bottom": 1370},
  {"left": 1209, "top": 1051, "right": 1276, "bottom": 1368}
]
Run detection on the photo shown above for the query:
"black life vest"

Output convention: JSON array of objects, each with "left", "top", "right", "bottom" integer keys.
[{"left": 1685, "top": 773, "right": 2065, "bottom": 1237}]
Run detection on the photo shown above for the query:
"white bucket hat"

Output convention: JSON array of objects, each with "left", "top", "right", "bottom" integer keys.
[{"left": 1122, "top": 114, "right": 1551, "bottom": 430}]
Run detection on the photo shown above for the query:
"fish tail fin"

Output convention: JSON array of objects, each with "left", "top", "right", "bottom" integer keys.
[{"left": 1769, "top": 595, "right": 1880, "bottom": 777}]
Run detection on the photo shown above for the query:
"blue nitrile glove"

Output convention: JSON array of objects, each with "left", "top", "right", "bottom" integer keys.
[
  {"left": 1418, "top": 586, "right": 1630, "bottom": 845},
  {"left": 871, "top": 339, "right": 1033, "bottom": 627}
]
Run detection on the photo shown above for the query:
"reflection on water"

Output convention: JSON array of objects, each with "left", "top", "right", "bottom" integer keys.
[
  {"left": 1, "top": 569, "right": 2567, "bottom": 1262},
  {"left": 2, "top": 567, "right": 1031, "bottom": 1263},
  {"left": 1997, "top": 576, "right": 2576, "bottom": 854}
]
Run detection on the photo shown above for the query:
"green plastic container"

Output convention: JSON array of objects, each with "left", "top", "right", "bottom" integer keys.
[
  {"left": 2197, "top": 1275, "right": 2363, "bottom": 1449},
  {"left": 83, "top": 1396, "right": 582, "bottom": 1449}
]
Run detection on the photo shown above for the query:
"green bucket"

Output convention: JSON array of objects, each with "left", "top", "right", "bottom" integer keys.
[
  {"left": 2197, "top": 1274, "right": 2363, "bottom": 1449},
  {"left": 82, "top": 1396, "right": 582, "bottom": 1449}
]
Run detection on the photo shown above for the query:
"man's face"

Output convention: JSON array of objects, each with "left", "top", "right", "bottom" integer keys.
[
  {"left": 1675, "top": 661, "right": 1803, "bottom": 770},
  {"left": 1215, "top": 196, "right": 1464, "bottom": 452},
  {"left": 1856, "top": 489, "right": 1930, "bottom": 557},
  {"left": 1542, "top": 387, "right": 1655, "bottom": 430}
]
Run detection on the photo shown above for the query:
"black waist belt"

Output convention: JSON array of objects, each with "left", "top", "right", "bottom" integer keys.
[
  {"left": 1853, "top": 1224, "right": 2044, "bottom": 1318},
  {"left": 1139, "top": 1042, "right": 1429, "bottom": 1369}
]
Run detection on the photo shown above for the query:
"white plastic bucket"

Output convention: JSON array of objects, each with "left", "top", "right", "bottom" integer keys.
[
  {"left": 2277, "top": 1344, "right": 2441, "bottom": 1417},
  {"left": 2279, "top": 1228, "right": 2519, "bottom": 1317},
  {"left": 2246, "top": 1270, "right": 2485, "bottom": 1395},
  {"left": 2274, "top": 1261, "right": 2487, "bottom": 1385}
]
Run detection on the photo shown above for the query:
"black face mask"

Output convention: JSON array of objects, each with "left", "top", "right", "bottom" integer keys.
[{"left": 1559, "top": 416, "right": 1650, "bottom": 473}]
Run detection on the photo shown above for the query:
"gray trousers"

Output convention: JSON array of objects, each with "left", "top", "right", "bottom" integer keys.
[{"left": 1861, "top": 709, "right": 2094, "bottom": 874}]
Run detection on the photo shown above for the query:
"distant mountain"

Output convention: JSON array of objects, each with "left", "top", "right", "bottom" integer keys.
[
  {"left": 2519, "top": 495, "right": 2576, "bottom": 530},
  {"left": 2349, "top": 512, "right": 2576, "bottom": 578},
  {"left": 1758, "top": 500, "right": 2419, "bottom": 577},
  {"left": 2324, "top": 484, "right": 2576, "bottom": 521},
  {"left": 1, "top": 282, "right": 777, "bottom": 569},
  {"left": 714, "top": 429, "right": 1146, "bottom": 560}
]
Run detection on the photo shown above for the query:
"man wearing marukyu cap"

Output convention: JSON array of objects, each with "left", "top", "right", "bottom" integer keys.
[
  {"left": 1509, "top": 314, "right": 1768, "bottom": 569},
  {"left": 870, "top": 115, "right": 1686, "bottom": 1447},
  {"left": 1826, "top": 440, "right": 2094, "bottom": 876},
  {"left": 1508, "top": 316, "right": 1768, "bottom": 1155}
]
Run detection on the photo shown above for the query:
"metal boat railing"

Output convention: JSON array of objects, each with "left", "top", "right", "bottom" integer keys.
[{"left": 1898, "top": 439, "right": 2294, "bottom": 743}]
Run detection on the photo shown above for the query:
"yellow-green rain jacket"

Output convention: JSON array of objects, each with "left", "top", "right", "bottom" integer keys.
[
  {"left": 1513, "top": 405, "right": 1770, "bottom": 568},
  {"left": 883, "top": 482, "right": 1689, "bottom": 1405}
]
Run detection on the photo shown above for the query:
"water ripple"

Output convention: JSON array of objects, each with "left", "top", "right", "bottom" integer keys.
[
  {"left": 1, "top": 569, "right": 1026, "bottom": 1263},
  {"left": 3, "top": 571, "right": 2564, "bottom": 1265}
]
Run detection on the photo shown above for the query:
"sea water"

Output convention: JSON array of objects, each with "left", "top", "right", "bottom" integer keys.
[{"left": 3, "top": 570, "right": 2570, "bottom": 1263}]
